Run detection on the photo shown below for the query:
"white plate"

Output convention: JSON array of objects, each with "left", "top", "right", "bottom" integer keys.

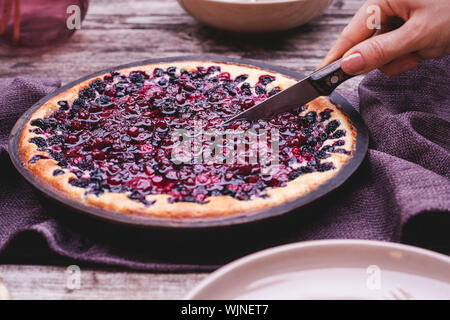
[
  {"left": 186, "top": 240, "right": 450, "bottom": 300},
  {"left": 0, "top": 281, "right": 10, "bottom": 300}
]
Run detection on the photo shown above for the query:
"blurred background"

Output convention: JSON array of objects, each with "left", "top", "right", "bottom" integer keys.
[{"left": 0, "top": 0, "right": 362, "bottom": 91}]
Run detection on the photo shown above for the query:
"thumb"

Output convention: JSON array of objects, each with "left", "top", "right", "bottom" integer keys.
[{"left": 341, "top": 21, "right": 424, "bottom": 75}]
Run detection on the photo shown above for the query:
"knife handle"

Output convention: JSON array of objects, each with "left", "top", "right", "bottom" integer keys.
[{"left": 309, "top": 58, "right": 355, "bottom": 96}]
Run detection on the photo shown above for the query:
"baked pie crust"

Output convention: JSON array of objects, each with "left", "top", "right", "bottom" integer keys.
[{"left": 18, "top": 61, "right": 356, "bottom": 218}]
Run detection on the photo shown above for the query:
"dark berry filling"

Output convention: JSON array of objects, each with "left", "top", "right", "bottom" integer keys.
[
  {"left": 29, "top": 137, "right": 47, "bottom": 149},
  {"left": 53, "top": 169, "right": 65, "bottom": 176},
  {"left": 29, "top": 155, "right": 48, "bottom": 164},
  {"left": 28, "top": 66, "right": 350, "bottom": 205}
]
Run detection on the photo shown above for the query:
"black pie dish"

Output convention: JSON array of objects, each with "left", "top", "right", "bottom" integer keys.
[{"left": 9, "top": 55, "right": 369, "bottom": 229}]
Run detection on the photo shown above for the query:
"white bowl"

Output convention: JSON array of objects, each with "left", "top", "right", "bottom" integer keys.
[
  {"left": 177, "top": 0, "right": 333, "bottom": 32},
  {"left": 0, "top": 281, "right": 10, "bottom": 300},
  {"left": 186, "top": 240, "right": 450, "bottom": 300}
]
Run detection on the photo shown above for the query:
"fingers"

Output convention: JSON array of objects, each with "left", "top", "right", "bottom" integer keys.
[
  {"left": 416, "top": 46, "right": 450, "bottom": 60},
  {"left": 378, "top": 53, "right": 421, "bottom": 76},
  {"left": 340, "top": 19, "right": 425, "bottom": 74},
  {"left": 319, "top": 0, "right": 450, "bottom": 75},
  {"left": 377, "top": 46, "right": 450, "bottom": 76},
  {"left": 320, "top": 0, "right": 396, "bottom": 68},
  {"left": 320, "top": 7, "right": 375, "bottom": 68}
]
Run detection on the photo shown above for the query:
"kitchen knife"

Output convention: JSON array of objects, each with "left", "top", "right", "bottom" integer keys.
[{"left": 224, "top": 58, "right": 355, "bottom": 124}]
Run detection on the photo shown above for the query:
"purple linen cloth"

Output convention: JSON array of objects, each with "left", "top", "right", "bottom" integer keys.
[{"left": 0, "top": 58, "right": 449, "bottom": 272}]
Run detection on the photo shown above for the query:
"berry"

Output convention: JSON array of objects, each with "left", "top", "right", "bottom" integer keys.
[
  {"left": 332, "top": 130, "right": 345, "bottom": 139},
  {"left": 127, "top": 126, "right": 139, "bottom": 137},
  {"left": 80, "top": 87, "right": 96, "bottom": 100},
  {"left": 58, "top": 101, "right": 69, "bottom": 110},
  {"left": 320, "top": 110, "right": 332, "bottom": 121},
  {"left": 53, "top": 169, "right": 65, "bottom": 176},
  {"left": 326, "top": 120, "right": 340, "bottom": 134},
  {"left": 129, "top": 72, "right": 146, "bottom": 83},
  {"left": 259, "top": 75, "right": 275, "bottom": 86},
  {"left": 48, "top": 135, "right": 65, "bottom": 146},
  {"left": 31, "top": 65, "right": 347, "bottom": 204},
  {"left": 30, "top": 118, "right": 49, "bottom": 130},
  {"left": 30, "top": 137, "right": 47, "bottom": 148},
  {"left": 304, "top": 112, "right": 317, "bottom": 124}
]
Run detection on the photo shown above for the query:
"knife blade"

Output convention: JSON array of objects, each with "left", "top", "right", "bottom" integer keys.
[{"left": 223, "top": 58, "right": 354, "bottom": 124}]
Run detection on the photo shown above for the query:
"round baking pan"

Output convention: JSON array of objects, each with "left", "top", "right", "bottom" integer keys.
[{"left": 9, "top": 56, "right": 369, "bottom": 229}]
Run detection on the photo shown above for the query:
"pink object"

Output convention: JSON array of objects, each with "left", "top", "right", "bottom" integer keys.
[
  {"left": 0, "top": 0, "right": 89, "bottom": 47},
  {"left": 342, "top": 52, "right": 366, "bottom": 75}
]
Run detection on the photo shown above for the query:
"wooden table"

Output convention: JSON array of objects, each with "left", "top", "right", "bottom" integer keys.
[{"left": 0, "top": 0, "right": 364, "bottom": 299}]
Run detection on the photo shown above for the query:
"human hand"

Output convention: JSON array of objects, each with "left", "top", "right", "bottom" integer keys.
[{"left": 321, "top": 0, "right": 450, "bottom": 76}]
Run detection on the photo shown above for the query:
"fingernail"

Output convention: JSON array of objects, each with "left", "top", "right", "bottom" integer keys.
[{"left": 342, "top": 53, "right": 366, "bottom": 74}]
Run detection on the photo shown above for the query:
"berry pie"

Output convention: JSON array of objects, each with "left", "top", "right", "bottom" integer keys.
[{"left": 18, "top": 61, "right": 356, "bottom": 218}]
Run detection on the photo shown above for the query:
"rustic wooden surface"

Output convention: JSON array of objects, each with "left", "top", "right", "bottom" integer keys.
[
  {"left": 0, "top": 0, "right": 364, "bottom": 300},
  {"left": 0, "top": 265, "right": 207, "bottom": 300}
]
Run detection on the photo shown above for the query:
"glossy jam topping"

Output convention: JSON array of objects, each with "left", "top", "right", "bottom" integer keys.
[{"left": 28, "top": 66, "right": 349, "bottom": 205}]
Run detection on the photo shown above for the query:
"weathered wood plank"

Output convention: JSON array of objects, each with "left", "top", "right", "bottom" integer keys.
[
  {"left": 0, "top": 0, "right": 364, "bottom": 88},
  {"left": 0, "top": 265, "right": 208, "bottom": 300}
]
